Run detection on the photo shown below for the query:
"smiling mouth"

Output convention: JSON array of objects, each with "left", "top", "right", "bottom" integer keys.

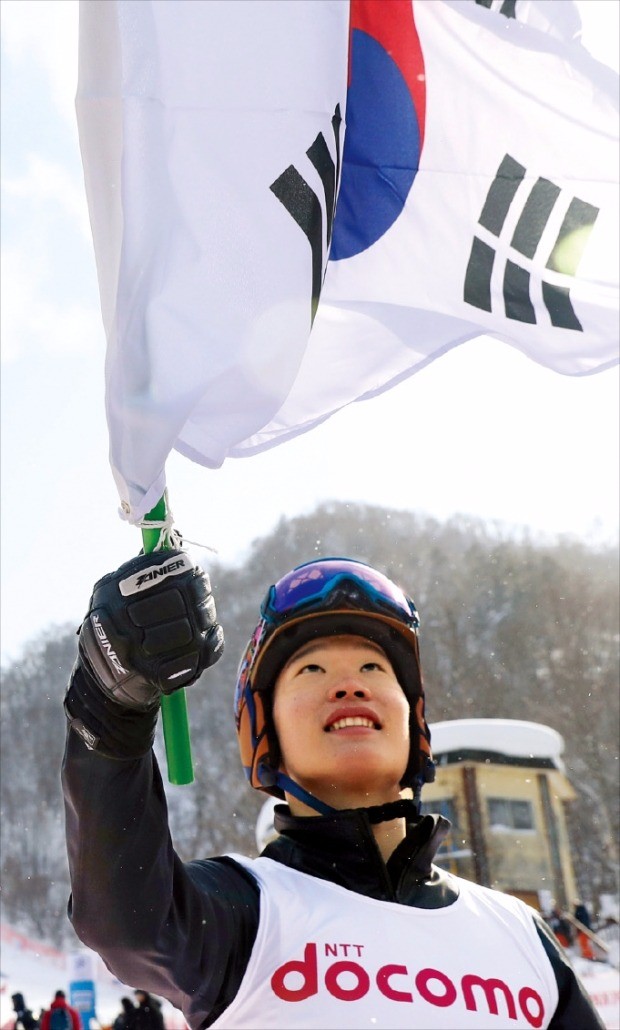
[{"left": 326, "top": 717, "right": 381, "bottom": 732}]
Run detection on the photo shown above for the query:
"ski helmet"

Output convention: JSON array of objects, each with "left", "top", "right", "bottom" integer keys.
[{"left": 234, "top": 557, "right": 435, "bottom": 813}]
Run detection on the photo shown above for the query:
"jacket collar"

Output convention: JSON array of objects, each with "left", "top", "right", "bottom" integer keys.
[{"left": 263, "top": 802, "right": 454, "bottom": 904}]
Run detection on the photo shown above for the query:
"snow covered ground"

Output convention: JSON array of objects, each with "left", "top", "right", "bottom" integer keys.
[
  {"left": 571, "top": 953, "right": 620, "bottom": 1030},
  {"left": 1, "top": 921, "right": 618, "bottom": 1029},
  {"left": 0, "top": 926, "right": 186, "bottom": 1029}
]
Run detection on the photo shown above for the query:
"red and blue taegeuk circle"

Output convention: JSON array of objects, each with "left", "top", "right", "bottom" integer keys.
[{"left": 331, "top": 0, "right": 426, "bottom": 261}]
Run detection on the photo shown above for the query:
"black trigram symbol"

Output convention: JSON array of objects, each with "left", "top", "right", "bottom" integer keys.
[
  {"left": 474, "top": 0, "right": 517, "bottom": 18},
  {"left": 270, "top": 105, "right": 343, "bottom": 324},
  {"left": 464, "top": 154, "right": 599, "bottom": 331}
]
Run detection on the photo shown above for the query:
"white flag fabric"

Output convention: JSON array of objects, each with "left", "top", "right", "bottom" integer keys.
[{"left": 76, "top": 0, "right": 619, "bottom": 523}]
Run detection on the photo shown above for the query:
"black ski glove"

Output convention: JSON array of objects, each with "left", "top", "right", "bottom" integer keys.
[
  {"left": 65, "top": 550, "right": 223, "bottom": 759},
  {"left": 77, "top": 549, "right": 224, "bottom": 709}
]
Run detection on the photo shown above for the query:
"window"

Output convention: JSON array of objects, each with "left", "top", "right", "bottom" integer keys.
[
  {"left": 487, "top": 797, "right": 534, "bottom": 831},
  {"left": 422, "top": 797, "right": 458, "bottom": 825},
  {"left": 422, "top": 798, "right": 471, "bottom": 866}
]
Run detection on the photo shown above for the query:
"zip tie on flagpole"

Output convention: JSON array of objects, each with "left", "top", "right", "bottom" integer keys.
[
  {"left": 138, "top": 502, "right": 218, "bottom": 555},
  {"left": 137, "top": 513, "right": 181, "bottom": 551}
]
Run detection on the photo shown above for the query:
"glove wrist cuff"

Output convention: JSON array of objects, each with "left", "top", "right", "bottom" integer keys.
[{"left": 65, "top": 661, "right": 159, "bottom": 760}]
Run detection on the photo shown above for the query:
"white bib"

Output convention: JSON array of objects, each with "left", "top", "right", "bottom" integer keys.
[{"left": 211, "top": 856, "right": 558, "bottom": 1029}]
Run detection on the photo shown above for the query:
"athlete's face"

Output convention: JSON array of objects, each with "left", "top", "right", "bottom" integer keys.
[{"left": 272, "top": 635, "right": 410, "bottom": 811}]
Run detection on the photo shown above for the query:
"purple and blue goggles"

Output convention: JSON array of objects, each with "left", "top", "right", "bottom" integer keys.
[{"left": 260, "top": 557, "right": 419, "bottom": 630}]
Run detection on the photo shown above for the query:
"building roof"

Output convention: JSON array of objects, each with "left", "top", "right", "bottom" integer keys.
[{"left": 429, "top": 719, "right": 565, "bottom": 770}]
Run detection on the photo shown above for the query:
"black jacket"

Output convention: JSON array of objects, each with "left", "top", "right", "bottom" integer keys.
[
  {"left": 11, "top": 997, "right": 39, "bottom": 1030},
  {"left": 62, "top": 685, "right": 603, "bottom": 1030},
  {"left": 133, "top": 997, "right": 163, "bottom": 1030}
]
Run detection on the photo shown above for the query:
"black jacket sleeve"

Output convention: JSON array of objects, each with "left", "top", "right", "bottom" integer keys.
[
  {"left": 62, "top": 714, "right": 259, "bottom": 1028},
  {"left": 533, "top": 915, "right": 605, "bottom": 1029}
]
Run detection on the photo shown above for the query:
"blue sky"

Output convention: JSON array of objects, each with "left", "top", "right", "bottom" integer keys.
[{"left": 1, "top": 0, "right": 618, "bottom": 663}]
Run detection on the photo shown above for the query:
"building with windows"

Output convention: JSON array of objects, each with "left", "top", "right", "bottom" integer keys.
[{"left": 422, "top": 719, "right": 578, "bottom": 911}]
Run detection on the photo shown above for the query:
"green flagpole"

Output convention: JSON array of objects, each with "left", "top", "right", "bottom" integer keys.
[{"left": 142, "top": 494, "right": 194, "bottom": 785}]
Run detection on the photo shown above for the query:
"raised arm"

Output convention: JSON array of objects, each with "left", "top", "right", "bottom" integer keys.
[{"left": 61, "top": 551, "right": 258, "bottom": 1026}]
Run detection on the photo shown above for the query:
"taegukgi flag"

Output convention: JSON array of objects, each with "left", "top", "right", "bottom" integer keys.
[{"left": 76, "top": 0, "right": 619, "bottom": 523}]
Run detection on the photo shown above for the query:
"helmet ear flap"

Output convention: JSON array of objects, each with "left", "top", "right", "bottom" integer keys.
[
  {"left": 238, "top": 685, "right": 282, "bottom": 795},
  {"left": 401, "top": 693, "right": 435, "bottom": 791},
  {"left": 416, "top": 694, "right": 434, "bottom": 779},
  {"left": 236, "top": 684, "right": 258, "bottom": 785},
  {"left": 250, "top": 726, "right": 274, "bottom": 790}
]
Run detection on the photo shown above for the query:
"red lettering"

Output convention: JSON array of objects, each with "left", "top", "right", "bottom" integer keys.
[
  {"left": 271, "top": 942, "right": 318, "bottom": 1002},
  {"left": 415, "top": 968, "right": 458, "bottom": 1008},
  {"left": 325, "top": 960, "right": 370, "bottom": 1001},
  {"left": 461, "top": 975, "right": 516, "bottom": 1019},
  {"left": 271, "top": 941, "right": 546, "bottom": 1023},
  {"left": 376, "top": 964, "right": 413, "bottom": 1003},
  {"left": 518, "top": 987, "right": 545, "bottom": 1029}
]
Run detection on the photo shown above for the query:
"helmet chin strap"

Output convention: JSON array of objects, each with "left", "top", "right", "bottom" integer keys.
[
  {"left": 268, "top": 768, "right": 422, "bottom": 822},
  {"left": 272, "top": 770, "right": 337, "bottom": 816}
]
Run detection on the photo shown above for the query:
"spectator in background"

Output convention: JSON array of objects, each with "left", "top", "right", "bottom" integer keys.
[
  {"left": 11, "top": 994, "right": 39, "bottom": 1030},
  {"left": 112, "top": 999, "right": 136, "bottom": 1030},
  {"left": 133, "top": 993, "right": 163, "bottom": 1030},
  {"left": 574, "top": 900, "right": 596, "bottom": 960},
  {"left": 40, "top": 991, "right": 82, "bottom": 1030},
  {"left": 574, "top": 899, "right": 592, "bottom": 930},
  {"left": 547, "top": 905, "right": 574, "bottom": 949}
]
